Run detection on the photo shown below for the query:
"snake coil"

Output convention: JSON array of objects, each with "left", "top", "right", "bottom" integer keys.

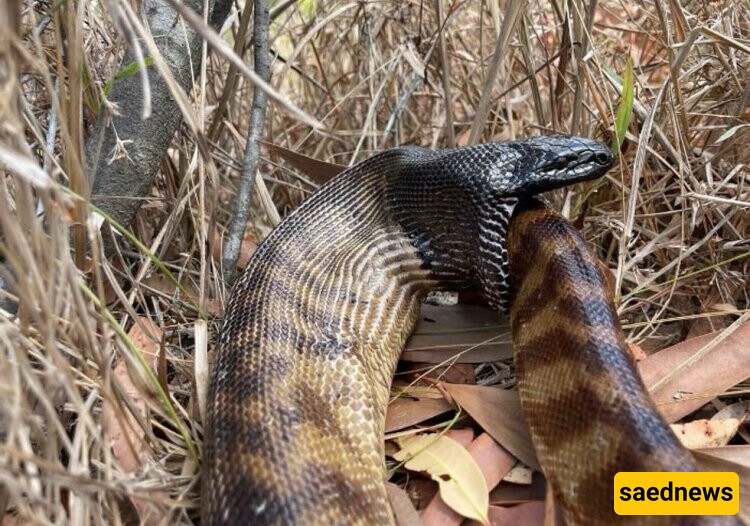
[{"left": 202, "top": 136, "right": 741, "bottom": 526}]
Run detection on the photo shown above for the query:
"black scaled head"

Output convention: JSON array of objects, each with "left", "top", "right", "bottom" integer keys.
[{"left": 483, "top": 134, "right": 614, "bottom": 198}]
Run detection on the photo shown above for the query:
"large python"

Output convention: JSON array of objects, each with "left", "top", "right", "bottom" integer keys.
[{"left": 202, "top": 136, "right": 741, "bottom": 525}]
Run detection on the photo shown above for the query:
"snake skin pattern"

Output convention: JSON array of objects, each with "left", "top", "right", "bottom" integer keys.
[
  {"left": 509, "top": 201, "right": 743, "bottom": 526},
  {"left": 202, "top": 135, "right": 736, "bottom": 525}
]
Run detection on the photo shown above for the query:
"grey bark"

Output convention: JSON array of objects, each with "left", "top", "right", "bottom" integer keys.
[
  {"left": 221, "top": 0, "right": 271, "bottom": 282},
  {"left": 87, "top": 0, "right": 226, "bottom": 242}
]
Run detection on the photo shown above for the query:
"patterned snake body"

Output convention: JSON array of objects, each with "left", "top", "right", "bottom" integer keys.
[
  {"left": 509, "top": 202, "right": 741, "bottom": 526},
  {"left": 203, "top": 136, "right": 737, "bottom": 525}
]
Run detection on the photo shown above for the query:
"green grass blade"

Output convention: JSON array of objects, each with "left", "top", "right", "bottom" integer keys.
[{"left": 612, "top": 58, "right": 635, "bottom": 153}]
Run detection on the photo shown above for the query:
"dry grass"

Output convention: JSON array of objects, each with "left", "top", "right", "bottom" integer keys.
[{"left": 1, "top": 0, "right": 748, "bottom": 523}]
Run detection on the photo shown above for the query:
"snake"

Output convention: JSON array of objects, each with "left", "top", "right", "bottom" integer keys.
[{"left": 202, "top": 135, "right": 742, "bottom": 525}]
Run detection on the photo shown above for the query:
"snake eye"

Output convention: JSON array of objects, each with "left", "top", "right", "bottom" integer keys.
[{"left": 594, "top": 152, "right": 611, "bottom": 165}]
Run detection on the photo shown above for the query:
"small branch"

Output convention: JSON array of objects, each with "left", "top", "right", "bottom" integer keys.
[{"left": 221, "top": 0, "right": 271, "bottom": 282}]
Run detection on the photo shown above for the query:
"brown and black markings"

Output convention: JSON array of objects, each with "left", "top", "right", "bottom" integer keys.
[
  {"left": 508, "top": 199, "right": 743, "bottom": 526},
  {"left": 203, "top": 137, "right": 619, "bottom": 525}
]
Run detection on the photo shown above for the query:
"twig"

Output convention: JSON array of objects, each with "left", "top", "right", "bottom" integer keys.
[{"left": 222, "top": 0, "right": 272, "bottom": 282}]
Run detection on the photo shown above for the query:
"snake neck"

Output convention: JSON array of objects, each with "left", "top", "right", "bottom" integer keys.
[{"left": 383, "top": 149, "right": 520, "bottom": 311}]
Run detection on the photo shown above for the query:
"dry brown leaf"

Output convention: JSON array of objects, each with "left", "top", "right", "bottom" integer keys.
[
  {"left": 260, "top": 140, "right": 346, "bottom": 183},
  {"left": 142, "top": 273, "right": 199, "bottom": 300},
  {"left": 387, "top": 482, "right": 424, "bottom": 526},
  {"left": 443, "top": 383, "right": 539, "bottom": 471},
  {"left": 400, "top": 362, "right": 476, "bottom": 385},
  {"left": 101, "top": 317, "right": 164, "bottom": 524},
  {"left": 392, "top": 385, "right": 445, "bottom": 399},
  {"left": 403, "top": 305, "right": 512, "bottom": 364},
  {"left": 103, "top": 317, "right": 160, "bottom": 472},
  {"left": 404, "top": 478, "right": 441, "bottom": 511},
  {"left": 685, "top": 296, "right": 737, "bottom": 340},
  {"left": 420, "top": 363, "right": 476, "bottom": 385},
  {"left": 204, "top": 298, "right": 224, "bottom": 317},
  {"left": 386, "top": 397, "right": 453, "bottom": 433},
  {"left": 489, "top": 473, "right": 546, "bottom": 505},
  {"left": 695, "top": 446, "right": 750, "bottom": 469},
  {"left": 628, "top": 342, "right": 647, "bottom": 361},
  {"left": 639, "top": 321, "right": 750, "bottom": 422},
  {"left": 467, "top": 502, "right": 545, "bottom": 526},
  {"left": 403, "top": 346, "right": 511, "bottom": 365},
  {"left": 671, "top": 418, "right": 741, "bottom": 449},
  {"left": 447, "top": 429, "right": 476, "bottom": 447},
  {"left": 467, "top": 434, "right": 516, "bottom": 490}
]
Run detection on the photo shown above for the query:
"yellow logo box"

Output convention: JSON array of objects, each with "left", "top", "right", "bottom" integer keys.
[{"left": 615, "top": 472, "right": 739, "bottom": 516}]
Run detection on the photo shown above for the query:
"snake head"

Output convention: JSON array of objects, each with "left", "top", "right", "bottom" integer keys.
[{"left": 486, "top": 135, "right": 614, "bottom": 198}]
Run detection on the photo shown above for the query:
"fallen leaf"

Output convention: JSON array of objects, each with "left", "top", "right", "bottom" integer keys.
[
  {"left": 443, "top": 383, "right": 539, "bottom": 471},
  {"left": 695, "top": 446, "right": 750, "bottom": 469},
  {"left": 402, "top": 346, "right": 511, "bottom": 365},
  {"left": 391, "top": 385, "right": 444, "bottom": 399},
  {"left": 639, "top": 321, "right": 750, "bottom": 422},
  {"left": 403, "top": 304, "right": 512, "bottom": 364},
  {"left": 690, "top": 294, "right": 739, "bottom": 335},
  {"left": 490, "top": 473, "right": 546, "bottom": 505},
  {"left": 466, "top": 433, "right": 516, "bottom": 490},
  {"left": 260, "top": 140, "right": 346, "bottom": 183},
  {"left": 420, "top": 433, "right": 512, "bottom": 526},
  {"left": 446, "top": 428, "right": 475, "bottom": 447},
  {"left": 420, "top": 362, "right": 476, "bottom": 384},
  {"left": 627, "top": 342, "right": 647, "bottom": 361},
  {"left": 142, "top": 273, "right": 199, "bottom": 303},
  {"left": 211, "top": 228, "right": 258, "bottom": 270},
  {"left": 402, "top": 478, "right": 440, "bottom": 511},
  {"left": 469, "top": 502, "right": 545, "bottom": 526},
  {"left": 386, "top": 483, "right": 424, "bottom": 526},
  {"left": 385, "top": 397, "right": 453, "bottom": 433},
  {"left": 671, "top": 418, "right": 741, "bottom": 449},
  {"left": 103, "top": 317, "right": 160, "bottom": 472},
  {"left": 394, "top": 433, "right": 489, "bottom": 525},
  {"left": 101, "top": 317, "right": 164, "bottom": 524}
]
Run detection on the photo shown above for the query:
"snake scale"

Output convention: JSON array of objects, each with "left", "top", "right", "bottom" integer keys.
[{"left": 202, "top": 135, "right": 742, "bottom": 525}]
